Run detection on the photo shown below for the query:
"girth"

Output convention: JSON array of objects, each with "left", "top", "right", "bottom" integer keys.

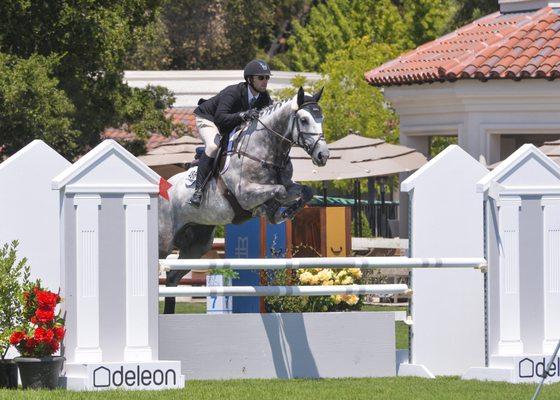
[{"left": 216, "top": 175, "right": 253, "bottom": 225}]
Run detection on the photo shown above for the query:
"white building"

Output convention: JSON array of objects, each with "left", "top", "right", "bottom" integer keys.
[
  {"left": 365, "top": 0, "right": 560, "bottom": 235},
  {"left": 124, "top": 70, "right": 321, "bottom": 108}
]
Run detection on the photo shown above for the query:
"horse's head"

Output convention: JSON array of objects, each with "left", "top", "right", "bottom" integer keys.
[{"left": 289, "top": 87, "right": 329, "bottom": 166}]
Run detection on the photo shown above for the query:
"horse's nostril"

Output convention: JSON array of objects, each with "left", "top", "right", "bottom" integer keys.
[{"left": 318, "top": 152, "right": 323, "bottom": 160}]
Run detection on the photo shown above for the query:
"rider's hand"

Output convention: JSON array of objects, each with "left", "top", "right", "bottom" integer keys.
[{"left": 239, "top": 109, "right": 259, "bottom": 122}]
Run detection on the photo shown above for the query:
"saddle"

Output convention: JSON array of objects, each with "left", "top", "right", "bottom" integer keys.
[{"left": 199, "top": 126, "right": 253, "bottom": 225}]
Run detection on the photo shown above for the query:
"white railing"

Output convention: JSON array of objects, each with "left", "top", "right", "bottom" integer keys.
[
  {"left": 159, "top": 256, "right": 487, "bottom": 271},
  {"left": 159, "top": 284, "right": 410, "bottom": 297},
  {"left": 158, "top": 256, "right": 486, "bottom": 299}
]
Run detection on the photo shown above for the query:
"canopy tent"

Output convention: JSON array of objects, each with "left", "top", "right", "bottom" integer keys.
[
  {"left": 488, "top": 139, "right": 560, "bottom": 170},
  {"left": 139, "top": 133, "right": 427, "bottom": 181},
  {"left": 328, "top": 134, "right": 427, "bottom": 177},
  {"left": 288, "top": 147, "right": 369, "bottom": 182},
  {"left": 539, "top": 139, "right": 560, "bottom": 164},
  {"left": 138, "top": 135, "right": 202, "bottom": 177}
]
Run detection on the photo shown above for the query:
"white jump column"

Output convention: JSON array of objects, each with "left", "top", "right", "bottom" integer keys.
[
  {"left": 541, "top": 196, "right": 560, "bottom": 353},
  {"left": 73, "top": 194, "right": 103, "bottom": 362},
  {"left": 496, "top": 195, "right": 523, "bottom": 355},
  {"left": 53, "top": 140, "right": 183, "bottom": 391},
  {"left": 399, "top": 145, "right": 487, "bottom": 378},
  {"left": 464, "top": 144, "right": 560, "bottom": 383},
  {"left": 123, "top": 194, "right": 152, "bottom": 361},
  {"left": 0, "top": 141, "right": 71, "bottom": 361}
]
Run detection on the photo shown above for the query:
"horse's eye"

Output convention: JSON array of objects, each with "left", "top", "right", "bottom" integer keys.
[{"left": 300, "top": 117, "right": 308, "bottom": 124}]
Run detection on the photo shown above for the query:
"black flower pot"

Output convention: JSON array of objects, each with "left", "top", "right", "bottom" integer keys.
[
  {"left": 0, "top": 359, "right": 18, "bottom": 389},
  {"left": 14, "top": 356, "right": 65, "bottom": 390}
]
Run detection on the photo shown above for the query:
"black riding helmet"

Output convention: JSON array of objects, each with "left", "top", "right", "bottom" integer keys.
[{"left": 243, "top": 59, "right": 272, "bottom": 81}]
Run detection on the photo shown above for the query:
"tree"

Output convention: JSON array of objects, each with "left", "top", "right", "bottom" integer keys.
[
  {"left": 402, "top": 0, "right": 457, "bottom": 47},
  {"left": 452, "top": 0, "right": 499, "bottom": 28},
  {"left": 125, "top": 13, "right": 173, "bottom": 70},
  {"left": 283, "top": 0, "right": 455, "bottom": 72},
  {"left": 139, "top": 0, "right": 312, "bottom": 70},
  {"left": 319, "top": 37, "right": 400, "bottom": 142},
  {"left": 0, "top": 53, "right": 78, "bottom": 157},
  {"left": 0, "top": 1, "right": 177, "bottom": 159},
  {"left": 275, "top": 37, "right": 399, "bottom": 143}
]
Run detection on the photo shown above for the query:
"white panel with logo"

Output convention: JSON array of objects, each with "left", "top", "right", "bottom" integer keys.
[
  {"left": 464, "top": 144, "right": 560, "bottom": 383},
  {"left": 86, "top": 362, "right": 182, "bottom": 390},
  {"left": 52, "top": 140, "right": 185, "bottom": 390}
]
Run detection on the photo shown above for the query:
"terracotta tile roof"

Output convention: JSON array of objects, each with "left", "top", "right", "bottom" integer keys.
[
  {"left": 102, "top": 107, "right": 198, "bottom": 152},
  {"left": 365, "top": 7, "right": 560, "bottom": 87}
]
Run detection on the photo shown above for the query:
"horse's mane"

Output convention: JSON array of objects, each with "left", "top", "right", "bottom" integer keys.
[{"left": 258, "top": 98, "right": 291, "bottom": 118}]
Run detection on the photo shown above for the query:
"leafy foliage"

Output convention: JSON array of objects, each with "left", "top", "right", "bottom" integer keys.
[
  {"left": 159, "top": 0, "right": 312, "bottom": 70},
  {"left": 0, "top": 53, "right": 78, "bottom": 157},
  {"left": 320, "top": 38, "right": 399, "bottom": 142},
  {"left": 284, "top": 0, "right": 455, "bottom": 72},
  {"left": 0, "top": 241, "right": 30, "bottom": 359},
  {"left": 453, "top": 0, "right": 499, "bottom": 28},
  {"left": 125, "top": 12, "right": 173, "bottom": 70},
  {"left": 0, "top": 1, "right": 178, "bottom": 159},
  {"left": 274, "top": 38, "right": 399, "bottom": 143}
]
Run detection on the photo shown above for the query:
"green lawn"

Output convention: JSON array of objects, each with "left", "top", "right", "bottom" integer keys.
[
  {"left": 158, "top": 301, "right": 205, "bottom": 314},
  {"left": 2, "top": 377, "right": 558, "bottom": 400},
  {"left": 5, "top": 305, "right": 548, "bottom": 399}
]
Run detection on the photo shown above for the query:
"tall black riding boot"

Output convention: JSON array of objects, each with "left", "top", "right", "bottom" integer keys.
[{"left": 189, "top": 153, "right": 214, "bottom": 207}]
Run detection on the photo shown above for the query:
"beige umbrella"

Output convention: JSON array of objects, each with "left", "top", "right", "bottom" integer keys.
[
  {"left": 139, "top": 133, "right": 426, "bottom": 181},
  {"left": 138, "top": 136, "right": 203, "bottom": 178},
  {"left": 289, "top": 147, "right": 369, "bottom": 182},
  {"left": 539, "top": 139, "right": 560, "bottom": 164},
  {"left": 489, "top": 139, "right": 560, "bottom": 170},
  {"left": 328, "top": 134, "right": 427, "bottom": 176}
]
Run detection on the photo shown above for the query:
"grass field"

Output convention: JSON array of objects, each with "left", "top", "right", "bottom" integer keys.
[
  {"left": 1, "top": 377, "right": 558, "bottom": 399},
  {"left": 2, "top": 304, "right": 554, "bottom": 399}
]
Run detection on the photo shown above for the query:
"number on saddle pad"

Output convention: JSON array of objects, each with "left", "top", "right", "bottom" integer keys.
[{"left": 184, "top": 166, "right": 197, "bottom": 188}]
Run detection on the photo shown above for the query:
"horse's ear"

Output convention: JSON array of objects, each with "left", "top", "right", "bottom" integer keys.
[
  {"left": 297, "top": 87, "right": 305, "bottom": 107},
  {"left": 313, "top": 87, "right": 324, "bottom": 102}
]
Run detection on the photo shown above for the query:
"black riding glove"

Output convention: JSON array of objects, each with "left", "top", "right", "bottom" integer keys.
[{"left": 239, "top": 109, "right": 259, "bottom": 122}]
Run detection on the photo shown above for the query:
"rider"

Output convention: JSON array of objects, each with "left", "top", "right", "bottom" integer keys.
[{"left": 189, "top": 59, "right": 274, "bottom": 207}]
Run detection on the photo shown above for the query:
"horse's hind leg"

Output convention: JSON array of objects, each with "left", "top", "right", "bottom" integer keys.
[{"left": 163, "top": 224, "right": 216, "bottom": 314}]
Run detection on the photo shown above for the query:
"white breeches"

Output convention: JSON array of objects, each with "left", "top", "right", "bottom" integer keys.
[{"left": 196, "top": 117, "right": 220, "bottom": 157}]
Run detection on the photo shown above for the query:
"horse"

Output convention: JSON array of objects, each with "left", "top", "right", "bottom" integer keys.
[{"left": 159, "top": 87, "right": 329, "bottom": 313}]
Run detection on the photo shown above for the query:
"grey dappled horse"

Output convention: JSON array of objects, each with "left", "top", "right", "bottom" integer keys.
[{"left": 159, "top": 88, "right": 329, "bottom": 313}]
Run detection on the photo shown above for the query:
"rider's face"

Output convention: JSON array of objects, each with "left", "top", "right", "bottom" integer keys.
[{"left": 251, "top": 75, "right": 269, "bottom": 93}]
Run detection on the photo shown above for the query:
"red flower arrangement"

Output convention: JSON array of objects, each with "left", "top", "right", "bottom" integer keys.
[{"left": 9, "top": 282, "right": 65, "bottom": 357}]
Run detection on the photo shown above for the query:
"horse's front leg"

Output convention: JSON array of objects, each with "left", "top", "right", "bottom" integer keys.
[
  {"left": 260, "top": 184, "right": 314, "bottom": 224},
  {"left": 237, "top": 183, "right": 288, "bottom": 211},
  {"left": 284, "top": 183, "right": 313, "bottom": 203}
]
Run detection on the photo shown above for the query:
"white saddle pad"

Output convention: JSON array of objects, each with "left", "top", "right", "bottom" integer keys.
[{"left": 185, "top": 166, "right": 197, "bottom": 187}]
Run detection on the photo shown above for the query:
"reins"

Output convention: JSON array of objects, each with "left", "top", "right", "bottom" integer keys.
[{"left": 233, "top": 101, "right": 324, "bottom": 172}]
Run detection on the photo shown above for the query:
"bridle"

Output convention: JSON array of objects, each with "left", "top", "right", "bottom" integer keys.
[
  {"left": 240, "top": 101, "right": 324, "bottom": 171},
  {"left": 291, "top": 101, "right": 325, "bottom": 156}
]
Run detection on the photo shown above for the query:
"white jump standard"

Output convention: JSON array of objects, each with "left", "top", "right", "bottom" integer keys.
[
  {"left": 52, "top": 141, "right": 184, "bottom": 390},
  {"left": 3, "top": 139, "right": 559, "bottom": 387}
]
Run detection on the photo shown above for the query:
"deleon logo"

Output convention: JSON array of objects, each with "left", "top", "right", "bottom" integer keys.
[
  {"left": 93, "top": 365, "right": 177, "bottom": 388},
  {"left": 518, "top": 357, "right": 560, "bottom": 379}
]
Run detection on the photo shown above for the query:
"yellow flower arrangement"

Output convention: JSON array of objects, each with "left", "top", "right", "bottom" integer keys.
[{"left": 296, "top": 267, "right": 363, "bottom": 308}]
